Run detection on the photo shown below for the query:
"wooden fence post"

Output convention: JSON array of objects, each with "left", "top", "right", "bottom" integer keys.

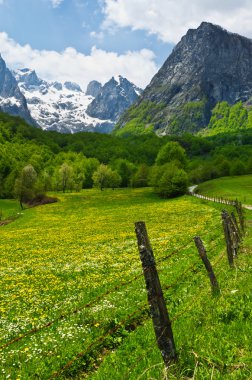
[
  {"left": 235, "top": 200, "right": 245, "bottom": 233},
  {"left": 194, "top": 236, "right": 220, "bottom": 295},
  {"left": 135, "top": 221, "right": 177, "bottom": 366},
  {"left": 231, "top": 212, "right": 241, "bottom": 242},
  {"left": 221, "top": 210, "right": 235, "bottom": 268},
  {"left": 227, "top": 214, "right": 240, "bottom": 257}
]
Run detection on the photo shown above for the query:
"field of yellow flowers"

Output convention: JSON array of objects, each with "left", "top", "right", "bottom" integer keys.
[{"left": 0, "top": 188, "right": 250, "bottom": 379}]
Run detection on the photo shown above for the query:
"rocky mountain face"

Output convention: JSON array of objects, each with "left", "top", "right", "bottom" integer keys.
[
  {"left": 14, "top": 68, "right": 110, "bottom": 133},
  {"left": 0, "top": 53, "right": 142, "bottom": 133},
  {"left": 0, "top": 56, "right": 34, "bottom": 125},
  {"left": 86, "top": 80, "right": 102, "bottom": 97},
  {"left": 86, "top": 75, "right": 142, "bottom": 121},
  {"left": 117, "top": 22, "right": 252, "bottom": 135},
  {"left": 12, "top": 69, "right": 142, "bottom": 133}
]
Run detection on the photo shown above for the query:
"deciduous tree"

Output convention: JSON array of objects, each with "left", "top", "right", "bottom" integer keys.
[{"left": 14, "top": 164, "right": 38, "bottom": 209}]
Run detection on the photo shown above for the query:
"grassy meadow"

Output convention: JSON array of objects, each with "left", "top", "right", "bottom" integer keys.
[
  {"left": 197, "top": 175, "right": 252, "bottom": 205},
  {"left": 0, "top": 199, "right": 20, "bottom": 221},
  {"left": 0, "top": 186, "right": 251, "bottom": 379}
]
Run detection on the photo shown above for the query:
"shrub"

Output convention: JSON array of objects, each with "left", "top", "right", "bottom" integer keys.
[{"left": 151, "top": 163, "right": 188, "bottom": 198}]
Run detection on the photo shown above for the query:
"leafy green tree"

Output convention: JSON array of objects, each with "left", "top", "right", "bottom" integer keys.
[
  {"left": 155, "top": 141, "right": 187, "bottom": 167},
  {"left": 153, "top": 163, "right": 188, "bottom": 198},
  {"left": 131, "top": 165, "right": 150, "bottom": 187},
  {"left": 14, "top": 164, "right": 38, "bottom": 209},
  {"left": 38, "top": 170, "right": 52, "bottom": 193},
  {"left": 111, "top": 159, "right": 136, "bottom": 187},
  {"left": 59, "top": 163, "right": 74, "bottom": 192},
  {"left": 217, "top": 160, "right": 230, "bottom": 177},
  {"left": 228, "top": 102, "right": 248, "bottom": 130},
  {"left": 230, "top": 160, "right": 246, "bottom": 176},
  {"left": 81, "top": 157, "right": 99, "bottom": 188},
  {"left": 109, "top": 170, "right": 122, "bottom": 189},
  {"left": 92, "top": 164, "right": 121, "bottom": 190},
  {"left": 247, "top": 157, "right": 252, "bottom": 174},
  {"left": 213, "top": 155, "right": 230, "bottom": 177},
  {"left": 70, "top": 162, "right": 85, "bottom": 192},
  {"left": 207, "top": 101, "right": 249, "bottom": 136},
  {"left": 169, "top": 99, "right": 207, "bottom": 134},
  {"left": 208, "top": 101, "right": 230, "bottom": 132}
]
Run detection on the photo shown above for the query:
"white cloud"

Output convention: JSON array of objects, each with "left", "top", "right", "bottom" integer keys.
[
  {"left": 0, "top": 32, "right": 158, "bottom": 89},
  {"left": 90, "top": 30, "right": 105, "bottom": 42},
  {"left": 51, "top": 0, "right": 64, "bottom": 8},
  {"left": 102, "top": 0, "right": 252, "bottom": 43}
]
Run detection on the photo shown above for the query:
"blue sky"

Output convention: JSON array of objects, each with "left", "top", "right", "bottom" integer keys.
[
  {"left": 0, "top": 0, "right": 171, "bottom": 65},
  {"left": 0, "top": 0, "right": 252, "bottom": 90}
]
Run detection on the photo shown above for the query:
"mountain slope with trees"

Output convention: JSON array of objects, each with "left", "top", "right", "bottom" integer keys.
[{"left": 116, "top": 22, "right": 252, "bottom": 136}]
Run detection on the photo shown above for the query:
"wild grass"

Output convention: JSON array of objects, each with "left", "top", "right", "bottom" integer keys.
[
  {"left": 0, "top": 198, "right": 20, "bottom": 220},
  {"left": 197, "top": 174, "right": 252, "bottom": 205},
  {"left": 0, "top": 186, "right": 251, "bottom": 379}
]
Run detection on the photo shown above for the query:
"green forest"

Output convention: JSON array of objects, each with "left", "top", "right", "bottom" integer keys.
[{"left": 0, "top": 100, "right": 252, "bottom": 205}]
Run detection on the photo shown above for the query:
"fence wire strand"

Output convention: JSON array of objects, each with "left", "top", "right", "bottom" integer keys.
[
  {"left": 50, "top": 302, "right": 149, "bottom": 379},
  {"left": 51, "top": 248, "right": 226, "bottom": 379},
  {"left": 0, "top": 235, "right": 196, "bottom": 351},
  {"left": 0, "top": 226, "right": 225, "bottom": 352},
  {"left": 0, "top": 207, "right": 232, "bottom": 380}
]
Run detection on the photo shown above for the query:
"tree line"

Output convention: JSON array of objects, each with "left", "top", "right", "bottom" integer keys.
[{"left": 0, "top": 111, "right": 252, "bottom": 205}]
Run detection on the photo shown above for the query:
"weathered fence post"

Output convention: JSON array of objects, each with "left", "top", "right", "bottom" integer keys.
[
  {"left": 231, "top": 211, "right": 241, "bottom": 242},
  {"left": 194, "top": 236, "right": 220, "bottom": 295},
  {"left": 135, "top": 221, "right": 177, "bottom": 366},
  {"left": 235, "top": 200, "right": 245, "bottom": 233},
  {"left": 227, "top": 214, "right": 240, "bottom": 257},
  {"left": 221, "top": 210, "right": 235, "bottom": 268}
]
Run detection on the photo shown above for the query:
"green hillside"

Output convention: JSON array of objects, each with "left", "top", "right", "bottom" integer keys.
[
  {"left": 202, "top": 101, "right": 252, "bottom": 136},
  {"left": 197, "top": 175, "right": 252, "bottom": 205},
  {"left": 115, "top": 99, "right": 252, "bottom": 138}
]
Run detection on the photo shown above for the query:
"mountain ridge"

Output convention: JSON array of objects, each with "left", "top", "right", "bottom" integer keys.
[
  {"left": 0, "top": 54, "right": 142, "bottom": 134},
  {"left": 86, "top": 75, "right": 142, "bottom": 121},
  {"left": 0, "top": 55, "right": 35, "bottom": 126},
  {"left": 13, "top": 68, "right": 142, "bottom": 133},
  {"left": 116, "top": 22, "right": 252, "bottom": 135}
]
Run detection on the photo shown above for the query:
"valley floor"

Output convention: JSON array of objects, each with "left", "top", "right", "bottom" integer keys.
[{"left": 0, "top": 183, "right": 251, "bottom": 379}]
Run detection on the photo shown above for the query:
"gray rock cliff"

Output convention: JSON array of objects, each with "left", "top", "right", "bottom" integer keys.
[
  {"left": 86, "top": 80, "right": 102, "bottom": 97},
  {"left": 64, "top": 81, "right": 82, "bottom": 92},
  {"left": 0, "top": 56, "right": 34, "bottom": 124},
  {"left": 86, "top": 75, "right": 142, "bottom": 121}
]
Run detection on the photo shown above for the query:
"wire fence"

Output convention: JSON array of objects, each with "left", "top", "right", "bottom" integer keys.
[
  {"left": 49, "top": 303, "right": 150, "bottom": 379},
  {"left": 188, "top": 191, "right": 237, "bottom": 206},
  {"left": 1, "top": 195, "right": 246, "bottom": 380},
  {"left": 48, "top": 243, "right": 227, "bottom": 379},
  {"left": 0, "top": 235, "right": 196, "bottom": 351}
]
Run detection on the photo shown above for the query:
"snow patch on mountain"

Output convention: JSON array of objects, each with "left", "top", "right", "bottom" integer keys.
[
  {"left": 13, "top": 67, "right": 142, "bottom": 134},
  {"left": 14, "top": 69, "right": 114, "bottom": 133},
  {"left": 0, "top": 96, "right": 22, "bottom": 107}
]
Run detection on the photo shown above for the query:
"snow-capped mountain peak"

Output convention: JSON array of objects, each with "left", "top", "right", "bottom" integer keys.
[
  {"left": 113, "top": 75, "right": 123, "bottom": 84},
  {"left": 10, "top": 65, "right": 142, "bottom": 133},
  {"left": 64, "top": 81, "right": 82, "bottom": 92},
  {"left": 13, "top": 69, "right": 113, "bottom": 133},
  {"left": 14, "top": 68, "right": 45, "bottom": 89}
]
